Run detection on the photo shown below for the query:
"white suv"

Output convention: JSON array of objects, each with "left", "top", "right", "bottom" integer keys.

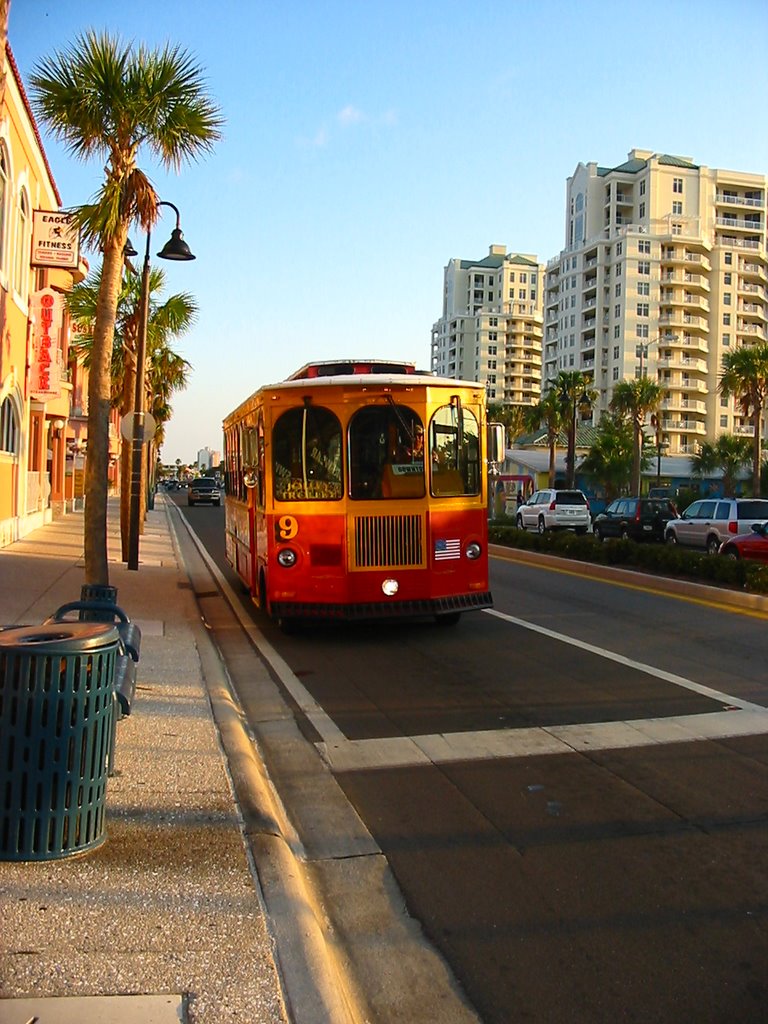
[
  {"left": 664, "top": 497, "right": 768, "bottom": 554},
  {"left": 516, "top": 489, "right": 591, "bottom": 535}
]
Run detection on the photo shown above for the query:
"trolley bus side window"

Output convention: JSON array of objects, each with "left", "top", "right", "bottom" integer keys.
[
  {"left": 349, "top": 404, "right": 425, "bottom": 500},
  {"left": 429, "top": 404, "right": 480, "bottom": 496},
  {"left": 272, "top": 405, "right": 343, "bottom": 501}
]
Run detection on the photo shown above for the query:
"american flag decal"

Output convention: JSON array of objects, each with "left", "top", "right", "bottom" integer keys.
[{"left": 434, "top": 537, "right": 461, "bottom": 561}]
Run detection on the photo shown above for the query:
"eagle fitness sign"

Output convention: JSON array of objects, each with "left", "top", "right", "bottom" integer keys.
[{"left": 31, "top": 210, "right": 79, "bottom": 269}]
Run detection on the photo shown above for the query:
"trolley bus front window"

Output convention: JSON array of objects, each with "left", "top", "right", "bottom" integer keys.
[
  {"left": 429, "top": 404, "right": 480, "bottom": 496},
  {"left": 349, "top": 404, "right": 425, "bottom": 500},
  {"left": 273, "top": 406, "right": 343, "bottom": 501}
]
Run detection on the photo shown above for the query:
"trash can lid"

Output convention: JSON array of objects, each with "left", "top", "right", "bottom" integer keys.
[{"left": 0, "top": 622, "right": 120, "bottom": 653}]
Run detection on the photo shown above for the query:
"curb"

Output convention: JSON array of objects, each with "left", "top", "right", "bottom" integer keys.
[
  {"left": 164, "top": 502, "right": 365, "bottom": 1024},
  {"left": 489, "top": 543, "right": 768, "bottom": 615}
]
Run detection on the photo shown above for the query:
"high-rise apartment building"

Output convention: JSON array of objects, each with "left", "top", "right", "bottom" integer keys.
[
  {"left": 545, "top": 149, "right": 767, "bottom": 455},
  {"left": 434, "top": 151, "right": 767, "bottom": 456},
  {"left": 431, "top": 245, "right": 544, "bottom": 404}
]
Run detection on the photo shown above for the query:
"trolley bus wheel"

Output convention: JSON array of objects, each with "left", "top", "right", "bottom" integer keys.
[{"left": 435, "top": 611, "right": 461, "bottom": 627}]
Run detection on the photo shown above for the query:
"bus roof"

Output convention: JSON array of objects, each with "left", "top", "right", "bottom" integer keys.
[
  {"left": 287, "top": 358, "right": 424, "bottom": 379},
  {"left": 223, "top": 369, "right": 485, "bottom": 424}
]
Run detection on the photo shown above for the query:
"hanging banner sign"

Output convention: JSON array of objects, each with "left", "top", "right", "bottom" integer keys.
[
  {"left": 31, "top": 210, "right": 80, "bottom": 269},
  {"left": 29, "top": 287, "right": 63, "bottom": 400}
]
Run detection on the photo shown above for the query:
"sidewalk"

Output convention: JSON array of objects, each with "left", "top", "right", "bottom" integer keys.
[{"left": 0, "top": 498, "right": 288, "bottom": 1024}]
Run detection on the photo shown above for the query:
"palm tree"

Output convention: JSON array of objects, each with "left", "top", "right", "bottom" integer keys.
[
  {"left": 579, "top": 413, "right": 635, "bottom": 500},
  {"left": 524, "top": 390, "right": 564, "bottom": 487},
  {"left": 690, "top": 434, "right": 752, "bottom": 497},
  {"left": 68, "top": 263, "right": 195, "bottom": 558},
  {"left": 610, "top": 377, "right": 663, "bottom": 495},
  {"left": 556, "top": 371, "right": 597, "bottom": 488},
  {"left": 718, "top": 342, "right": 768, "bottom": 497},
  {"left": 487, "top": 402, "right": 528, "bottom": 447},
  {"left": 30, "top": 31, "right": 222, "bottom": 584}
]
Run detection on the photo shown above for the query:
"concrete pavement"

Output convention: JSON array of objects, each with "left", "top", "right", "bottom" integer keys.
[{"left": 0, "top": 497, "right": 289, "bottom": 1024}]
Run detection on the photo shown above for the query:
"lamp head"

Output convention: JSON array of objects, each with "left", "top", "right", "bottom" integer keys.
[
  {"left": 157, "top": 228, "right": 195, "bottom": 261},
  {"left": 124, "top": 238, "right": 139, "bottom": 257}
]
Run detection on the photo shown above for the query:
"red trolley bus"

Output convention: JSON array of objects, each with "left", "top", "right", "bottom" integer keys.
[{"left": 222, "top": 359, "right": 501, "bottom": 627}]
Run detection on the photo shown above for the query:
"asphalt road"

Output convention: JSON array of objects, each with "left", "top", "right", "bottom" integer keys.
[{"left": 176, "top": 498, "right": 768, "bottom": 1024}]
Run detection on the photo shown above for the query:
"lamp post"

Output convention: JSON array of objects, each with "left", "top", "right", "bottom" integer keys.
[{"left": 127, "top": 201, "right": 195, "bottom": 570}]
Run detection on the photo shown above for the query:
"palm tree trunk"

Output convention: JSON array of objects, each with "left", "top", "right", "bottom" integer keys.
[
  {"left": 632, "top": 422, "right": 642, "bottom": 495},
  {"left": 548, "top": 437, "right": 556, "bottom": 487},
  {"left": 752, "top": 404, "right": 762, "bottom": 497},
  {"left": 83, "top": 240, "right": 124, "bottom": 584}
]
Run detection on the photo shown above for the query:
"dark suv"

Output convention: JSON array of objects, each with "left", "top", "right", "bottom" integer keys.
[
  {"left": 592, "top": 497, "right": 678, "bottom": 542},
  {"left": 187, "top": 477, "right": 221, "bottom": 507}
]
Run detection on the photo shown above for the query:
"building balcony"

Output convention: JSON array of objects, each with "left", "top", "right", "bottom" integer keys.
[
  {"left": 716, "top": 192, "right": 764, "bottom": 209},
  {"left": 657, "top": 356, "right": 708, "bottom": 374},
  {"left": 735, "top": 424, "right": 756, "bottom": 436},
  {"left": 716, "top": 216, "right": 764, "bottom": 231},
  {"left": 662, "top": 419, "right": 706, "bottom": 434},
  {"left": 719, "top": 235, "right": 761, "bottom": 250},
  {"left": 739, "top": 260, "right": 767, "bottom": 281},
  {"left": 739, "top": 302, "right": 767, "bottom": 322},
  {"left": 661, "top": 396, "right": 707, "bottom": 413}
]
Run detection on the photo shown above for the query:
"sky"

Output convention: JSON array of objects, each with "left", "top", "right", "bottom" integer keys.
[{"left": 10, "top": 0, "right": 768, "bottom": 464}]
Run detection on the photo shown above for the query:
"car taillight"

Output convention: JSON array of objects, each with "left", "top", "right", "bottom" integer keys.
[
  {"left": 729, "top": 521, "right": 738, "bottom": 534},
  {"left": 635, "top": 504, "right": 641, "bottom": 521},
  {"left": 549, "top": 500, "right": 556, "bottom": 510}
]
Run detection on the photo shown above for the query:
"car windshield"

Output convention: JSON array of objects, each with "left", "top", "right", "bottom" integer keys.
[{"left": 193, "top": 479, "right": 217, "bottom": 489}]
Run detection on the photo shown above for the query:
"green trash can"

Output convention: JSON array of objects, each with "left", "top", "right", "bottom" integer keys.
[{"left": 0, "top": 622, "right": 120, "bottom": 860}]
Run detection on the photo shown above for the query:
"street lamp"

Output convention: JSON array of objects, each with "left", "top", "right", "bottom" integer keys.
[{"left": 127, "top": 201, "right": 195, "bottom": 570}]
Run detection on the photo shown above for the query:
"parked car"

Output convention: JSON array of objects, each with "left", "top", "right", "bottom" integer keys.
[
  {"left": 719, "top": 522, "right": 768, "bottom": 562},
  {"left": 187, "top": 477, "right": 221, "bottom": 507},
  {"left": 592, "top": 497, "right": 678, "bottom": 542},
  {"left": 664, "top": 497, "right": 768, "bottom": 554},
  {"left": 516, "top": 489, "right": 591, "bottom": 534}
]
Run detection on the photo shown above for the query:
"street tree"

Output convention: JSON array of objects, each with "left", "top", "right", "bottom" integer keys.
[
  {"left": 579, "top": 413, "right": 635, "bottom": 500},
  {"left": 524, "top": 390, "right": 565, "bottom": 487},
  {"left": 67, "top": 263, "right": 195, "bottom": 557},
  {"left": 556, "top": 372, "right": 597, "bottom": 488},
  {"left": 610, "top": 377, "right": 663, "bottom": 495},
  {"left": 718, "top": 342, "right": 768, "bottom": 497},
  {"left": 690, "top": 434, "right": 752, "bottom": 497},
  {"left": 30, "top": 31, "right": 222, "bottom": 584}
]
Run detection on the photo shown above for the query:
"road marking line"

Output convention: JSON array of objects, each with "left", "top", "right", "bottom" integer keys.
[{"left": 171, "top": 506, "right": 768, "bottom": 772}]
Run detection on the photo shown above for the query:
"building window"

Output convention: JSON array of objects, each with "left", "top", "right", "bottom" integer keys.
[
  {"left": 639, "top": 239, "right": 651, "bottom": 254},
  {"left": 636, "top": 303, "right": 649, "bottom": 317},
  {"left": 724, "top": 273, "right": 731, "bottom": 285},
  {"left": 613, "top": 345, "right": 620, "bottom": 359},
  {"left": 724, "top": 252, "right": 732, "bottom": 265},
  {"left": 614, "top": 325, "right": 620, "bottom": 338},
  {"left": 0, "top": 147, "right": 7, "bottom": 276},
  {"left": 722, "top": 334, "right": 730, "bottom": 346},
  {"left": 720, "top": 415, "right": 728, "bottom": 428},
  {"left": 673, "top": 177, "right": 683, "bottom": 193},
  {"left": 723, "top": 314, "right": 731, "bottom": 326},
  {"left": 614, "top": 304, "right": 621, "bottom": 318},
  {"left": 636, "top": 324, "right": 649, "bottom": 338},
  {"left": 638, "top": 260, "right": 651, "bottom": 275},
  {"left": 640, "top": 180, "right": 646, "bottom": 196},
  {"left": 639, "top": 202, "right": 646, "bottom": 219},
  {"left": 672, "top": 201, "right": 682, "bottom": 215},
  {"left": 13, "top": 188, "right": 30, "bottom": 298},
  {"left": 723, "top": 293, "right": 731, "bottom": 306},
  {"left": 616, "top": 242, "right": 623, "bottom": 256},
  {"left": 638, "top": 281, "right": 650, "bottom": 296},
  {"left": 613, "top": 367, "right": 619, "bottom": 381},
  {"left": 489, "top": 317, "right": 498, "bottom": 327},
  {"left": 615, "top": 283, "right": 621, "bottom": 297},
  {"left": 0, "top": 396, "right": 19, "bottom": 453}
]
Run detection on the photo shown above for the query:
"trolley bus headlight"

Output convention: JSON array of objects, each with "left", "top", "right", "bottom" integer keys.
[
  {"left": 465, "top": 541, "right": 482, "bottom": 560},
  {"left": 277, "top": 548, "right": 298, "bottom": 568},
  {"left": 381, "top": 578, "right": 399, "bottom": 597}
]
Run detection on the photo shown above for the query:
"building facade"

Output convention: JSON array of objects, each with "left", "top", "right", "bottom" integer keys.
[
  {"left": 0, "top": 44, "right": 93, "bottom": 547},
  {"left": 547, "top": 149, "right": 767, "bottom": 455},
  {"left": 431, "top": 245, "right": 544, "bottom": 404},
  {"left": 435, "top": 151, "right": 767, "bottom": 458}
]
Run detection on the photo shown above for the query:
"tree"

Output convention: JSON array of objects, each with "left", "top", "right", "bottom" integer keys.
[
  {"left": 579, "top": 414, "right": 635, "bottom": 500},
  {"left": 487, "top": 402, "right": 528, "bottom": 447},
  {"left": 30, "top": 31, "right": 222, "bottom": 584},
  {"left": 610, "top": 377, "right": 662, "bottom": 495},
  {"left": 524, "top": 391, "right": 564, "bottom": 487},
  {"left": 67, "top": 263, "right": 195, "bottom": 557},
  {"left": 690, "top": 434, "right": 752, "bottom": 497},
  {"left": 556, "top": 371, "right": 597, "bottom": 488},
  {"left": 718, "top": 342, "right": 768, "bottom": 497}
]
